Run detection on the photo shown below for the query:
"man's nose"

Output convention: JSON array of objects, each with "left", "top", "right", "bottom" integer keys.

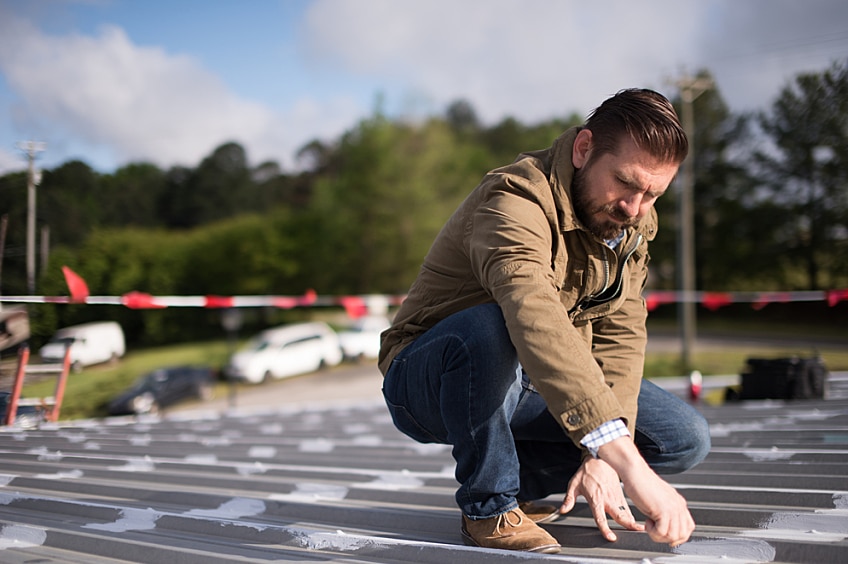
[{"left": 619, "top": 193, "right": 643, "bottom": 218}]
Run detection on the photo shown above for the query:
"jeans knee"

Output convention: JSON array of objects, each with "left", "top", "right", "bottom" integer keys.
[{"left": 658, "top": 412, "right": 711, "bottom": 474}]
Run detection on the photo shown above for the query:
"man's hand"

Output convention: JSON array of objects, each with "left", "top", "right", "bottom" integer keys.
[
  {"left": 619, "top": 465, "right": 694, "bottom": 547},
  {"left": 595, "top": 437, "right": 695, "bottom": 547},
  {"left": 560, "top": 457, "right": 644, "bottom": 542}
]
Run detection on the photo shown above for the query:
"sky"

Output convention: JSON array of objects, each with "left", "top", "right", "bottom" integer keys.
[{"left": 0, "top": 0, "right": 846, "bottom": 175}]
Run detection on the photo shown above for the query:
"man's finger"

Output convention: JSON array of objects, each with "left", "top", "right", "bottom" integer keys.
[
  {"left": 559, "top": 491, "right": 576, "bottom": 514},
  {"left": 645, "top": 518, "right": 689, "bottom": 546},
  {"left": 560, "top": 477, "right": 581, "bottom": 514},
  {"left": 591, "top": 500, "right": 617, "bottom": 542},
  {"left": 611, "top": 504, "right": 645, "bottom": 532}
]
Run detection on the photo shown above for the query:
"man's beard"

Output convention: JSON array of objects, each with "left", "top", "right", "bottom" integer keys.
[{"left": 571, "top": 166, "right": 638, "bottom": 240}]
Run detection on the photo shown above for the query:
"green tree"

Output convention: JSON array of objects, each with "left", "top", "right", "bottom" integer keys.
[
  {"left": 652, "top": 73, "right": 760, "bottom": 291},
  {"left": 302, "top": 112, "right": 492, "bottom": 295},
  {"left": 100, "top": 163, "right": 166, "bottom": 228},
  {"left": 39, "top": 160, "right": 102, "bottom": 248},
  {"left": 755, "top": 61, "right": 848, "bottom": 290},
  {"left": 0, "top": 171, "right": 30, "bottom": 294},
  {"left": 157, "top": 142, "right": 256, "bottom": 229}
]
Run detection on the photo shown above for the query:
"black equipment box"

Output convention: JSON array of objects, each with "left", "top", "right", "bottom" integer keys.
[{"left": 740, "top": 356, "right": 828, "bottom": 400}]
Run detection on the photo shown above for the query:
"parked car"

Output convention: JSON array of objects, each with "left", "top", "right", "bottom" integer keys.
[
  {"left": 0, "top": 391, "right": 47, "bottom": 429},
  {"left": 107, "top": 366, "right": 215, "bottom": 416},
  {"left": 338, "top": 315, "right": 391, "bottom": 361},
  {"left": 39, "top": 321, "right": 125, "bottom": 372},
  {"left": 225, "top": 322, "right": 343, "bottom": 384}
]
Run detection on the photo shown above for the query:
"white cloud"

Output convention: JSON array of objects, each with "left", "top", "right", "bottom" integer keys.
[
  {"left": 301, "top": 0, "right": 703, "bottom": 122},
  {"left": 0, "top": 13, "right": 290, "bottom": 170},
  {"left": 0, "top": 147, "right": 25, "bottom": 174},
  {"left": 302, "top": 0, "right": 847, "bottom": 120},
  {"left": 1, "top": 0, "right": 845, "bottom": 175}
]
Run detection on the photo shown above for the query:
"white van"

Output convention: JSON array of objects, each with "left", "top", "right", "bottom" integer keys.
[
  {"left": 224, "top": 322, "right": 342, "bottom": 384},
  {"left": 39, "top": 321, "right": 126, "bottom": 371}
]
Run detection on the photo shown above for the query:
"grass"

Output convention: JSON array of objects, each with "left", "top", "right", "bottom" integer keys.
[
  {"left": 19, "top": 340, "right": 233, "bottom": 421},
  {"left": 14, "top": 335, "right": 848, "bottom": 422},
  {"left": 644, "top": 347, "right": 848, "bottom": 379}
]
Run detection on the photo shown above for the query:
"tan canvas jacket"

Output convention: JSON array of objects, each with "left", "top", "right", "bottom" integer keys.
[{"left": 379, "top": 127, "right": 657, "bottom": 445}]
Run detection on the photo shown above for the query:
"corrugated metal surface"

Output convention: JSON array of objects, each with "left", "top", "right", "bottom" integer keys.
[{"left": 1, "top": 369, "right": 846, "bottom": 563}]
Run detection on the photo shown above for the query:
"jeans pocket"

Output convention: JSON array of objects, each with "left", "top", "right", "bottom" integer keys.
[{"left": 382, "top": 391, "right": 443, "bottom": 444}]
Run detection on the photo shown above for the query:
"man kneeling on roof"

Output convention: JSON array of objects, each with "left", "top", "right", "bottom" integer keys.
[{"left": 379, "top": 88, "right": 710, "bottom": 553}]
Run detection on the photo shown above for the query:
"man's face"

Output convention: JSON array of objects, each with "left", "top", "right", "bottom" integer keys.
[{"left": 571, "top": 130, "right": 679, "bottom": 240}]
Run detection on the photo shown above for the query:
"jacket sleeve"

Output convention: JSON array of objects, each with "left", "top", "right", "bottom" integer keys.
[
  {"left": 466, "top": 177, "right": 626, "bottom": 446},
  {"left": 589, "top": 247, "right": 650, "bottom": 436}
]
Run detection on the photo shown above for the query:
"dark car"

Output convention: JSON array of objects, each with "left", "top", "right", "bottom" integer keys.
[
  {"left": 107, "top": 366, "right": 215, "bottom": 416},
  {"left": 0, "top": 391, "right": 47, "bottom": 429}
]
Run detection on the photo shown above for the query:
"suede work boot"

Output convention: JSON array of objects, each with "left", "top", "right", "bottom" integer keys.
[
  {"left": 518, "top": 500, "right": 561, "bottom": 524},
  {"left": 461, "top": 508, "right": 561, "bottom": 553}
]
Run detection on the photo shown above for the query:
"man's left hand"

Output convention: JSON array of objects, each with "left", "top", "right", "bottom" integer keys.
[{"left": 559, "top": 456, "right": 645, "bottom": 542}]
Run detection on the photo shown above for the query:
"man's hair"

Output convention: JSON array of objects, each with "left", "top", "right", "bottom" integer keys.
[{"left": 583, "top": 88, "right": 688, "bottom": 165}]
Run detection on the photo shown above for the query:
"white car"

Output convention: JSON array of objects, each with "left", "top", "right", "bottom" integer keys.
[
  {"left": 39, "top": 321, "right": 126, "bottom": 372},
  {"left": 337, "top": 316, "right": 391, "bottom": 361},
  {"left": 225, "top": 322, "right": 343, "bottom": 384}
]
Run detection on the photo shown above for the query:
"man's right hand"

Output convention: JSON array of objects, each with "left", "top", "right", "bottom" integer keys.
[{"left": 597, "top": 437, "right": 695, "bottom": 547}]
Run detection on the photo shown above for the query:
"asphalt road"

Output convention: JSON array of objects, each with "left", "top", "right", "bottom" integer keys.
[
  {"left": 175, "top": 361, "right": 386, "bottom": 414},
  {"left": 170, "top": 329, "right": 847, "bottom": 415}
]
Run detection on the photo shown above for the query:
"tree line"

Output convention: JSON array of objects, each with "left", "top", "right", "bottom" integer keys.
[{"left": 1, "top": 63, "right": 846, "bottom": 346}]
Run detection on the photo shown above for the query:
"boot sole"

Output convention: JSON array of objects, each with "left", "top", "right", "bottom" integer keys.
[{"left": 461, "top": 529, "right": 561, "bottom": 554}]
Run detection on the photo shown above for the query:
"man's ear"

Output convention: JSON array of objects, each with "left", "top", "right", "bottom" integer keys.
[{"left": 572, "top": 128, "right": 593, "bottom": 169}]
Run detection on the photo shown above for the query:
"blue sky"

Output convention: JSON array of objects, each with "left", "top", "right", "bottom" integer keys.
[{"left": 1, "top": 0, "right": 846, "bottom": 175}]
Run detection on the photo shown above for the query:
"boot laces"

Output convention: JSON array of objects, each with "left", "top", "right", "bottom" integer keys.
[{"left": 494, "top": 509, "right": 524, "bottom": 535}]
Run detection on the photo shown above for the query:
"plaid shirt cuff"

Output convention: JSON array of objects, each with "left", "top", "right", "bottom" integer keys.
[{"left": 580, "top": 418, "right": 630, "bottom": 458}]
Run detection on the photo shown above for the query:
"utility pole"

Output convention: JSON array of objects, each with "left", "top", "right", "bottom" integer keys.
[
  {"left": 17, "top": 141, "right": 46, "bottom": 295},
  {"left": 675, "top": 76, "right": 712, "bottom": 371}
]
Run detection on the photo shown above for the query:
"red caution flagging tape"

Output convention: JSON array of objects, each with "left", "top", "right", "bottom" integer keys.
[{"left": 0, "top": 267, "right": 843, "bottom": 317}]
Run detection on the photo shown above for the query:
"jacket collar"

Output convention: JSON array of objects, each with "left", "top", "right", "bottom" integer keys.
[{"left": 547, "top": 127, "right": 658, "bottom": 242}]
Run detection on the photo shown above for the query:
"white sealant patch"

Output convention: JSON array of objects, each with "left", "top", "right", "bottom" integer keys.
[
  {"left": 201, "top": 436, "right": 232, "bottom": 447},
  {"left": 109, "top": 456, "right": 155, "bottom": 472},
  {"left": 360, "top": 470, "right": 424, "bottom": 491},
  {"left": 248, "top": 446, "right": 277, "bottom": 458},
  {"left": 0, "top": 474, "right": 15, "bottom": 487},
  {"left": 185, "top": 497, "right": 266, "bottom": 519},
  {"left": 83, "top": 441, "right": 101, "bottom": 450},
  {"left": 742, "top": 447, "right": 796, "bottom": 462},
  {"left": 84, "top": 507, "right": 159, "bottom": 532},
  {"left": 37, "top": 450, "right": 64, "bottom": 462},
  {"left": 297, "top": 529, "right": 376, "bottom": 551},
  {"left": 343, "top": 423, "right": 371, "bottom": 435},
  {"left": 786, "top": 408, "right": 844, "bottom": 421},
  {"left": 299, "top": 438, "right": 335, "bottom": 453},
  {"left": 0, "top": 524, "right": 47, "bottom": 550},
  {"left": 738, "top": 507, "right": 848, "bottom": 543},
  {"left": 236, "top": 462, "right": 267, "bottom": 476},
  {"left": 657, "top": 537, "right": 776, "bottom": 563},
  {"left": 259, "top": 423, "right": 284, "bottom": 435},
  {"left": 301, "top": 413, "right": 325, "bottom": 427},
  {"left": 129, "top": 435, "right": 152, "bottom": 446},
  {"left": 184, "top": 454, "right": 218, "bottom": 465},
  {"left": 709, "top": 421, "right": 765, "bottom": 438},
  {"left": 352, "top": 435, "right": 382, "bottom": 446},
  {"left": 270, "top": 483, "right": 349, "bottom": 502},
  {"left": 34, "top": 469, "right": 83, "bottom": 480}
]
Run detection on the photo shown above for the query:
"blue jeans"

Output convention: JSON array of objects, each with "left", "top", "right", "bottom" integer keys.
[{"left": 382, "top": 303, "right": 710, "bottom": 519}]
